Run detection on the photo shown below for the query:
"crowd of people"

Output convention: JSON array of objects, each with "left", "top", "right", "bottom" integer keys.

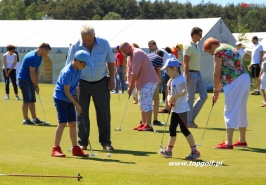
[{"left": 2, "top": 24, "right": 265, "bottom": 160}]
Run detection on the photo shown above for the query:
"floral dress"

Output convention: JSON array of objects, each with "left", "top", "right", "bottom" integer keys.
[{"left": 214, "top": 43, "right": 247, "bottom": 87}]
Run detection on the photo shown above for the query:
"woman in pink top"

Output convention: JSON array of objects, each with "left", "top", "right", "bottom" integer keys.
[{"left": 120, "top": 42, "right": 159, "bottom": 131}]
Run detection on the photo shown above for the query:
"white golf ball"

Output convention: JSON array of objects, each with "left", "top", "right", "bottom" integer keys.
[{"left": 107, "top": 153, "right": 111, "bottom": 157}]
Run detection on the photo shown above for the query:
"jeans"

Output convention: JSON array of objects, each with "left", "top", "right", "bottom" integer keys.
[
  {"left": 115, "top": 66, "right": 125, "bottom": 93},
  {"left": 187, "top": 72, "right": 208, "bottom": 125}
]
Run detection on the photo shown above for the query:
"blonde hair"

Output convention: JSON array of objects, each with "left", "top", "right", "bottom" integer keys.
[
  {"left": 131, "top": 43, "right": 139, "bottom": 48},
  {"left": 80, "top": 25, "right": 95, "bottom": 36}
]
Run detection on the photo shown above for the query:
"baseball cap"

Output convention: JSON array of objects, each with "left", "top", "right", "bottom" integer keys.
[
  {"left": 236, "top": 41, "right": 242, "bottom": 46},
  {"left": 176, "top": 43, "right": 183, "bottom": 51},
  {"left": 161, "top": 58, "right": 182, "bottom": 70},
  {"left": 74, "top": 50, "right": 90, "bottom": 64},
  {"left": 116, "top": 45, "right": 120, "bottom": 49}
]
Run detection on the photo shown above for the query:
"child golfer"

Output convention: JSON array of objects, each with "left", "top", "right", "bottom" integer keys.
[
  {"left": 259, "top": 53, "right": 266, "bottom": 107},
  {"left": 51, "top": 50, "right": 90, "bottom": 157},
  {"left": 158, "top": 58, "right": 200, "bottom": 160}
]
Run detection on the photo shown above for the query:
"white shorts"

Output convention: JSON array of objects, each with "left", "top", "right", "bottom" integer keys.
[
  {"left": 138, "top": 82, "right": 157, "bottom": 112},
  {"left": 260, "top": 79, "right": 266, "bottom": 90},
  {"left": 223, "top": 73, "right": 250, "bottom": 129}
]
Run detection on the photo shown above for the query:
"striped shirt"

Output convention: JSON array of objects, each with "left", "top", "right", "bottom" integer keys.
[{"left": 148, "top": 53, "right": 163, "bottom": 72}]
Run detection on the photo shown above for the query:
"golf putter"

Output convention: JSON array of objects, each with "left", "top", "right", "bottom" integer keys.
[
  {"left": 115, "top": 94, "right": 131, "bottom": 131},
  {"left": 160, "top": 106, "right": 172, "bottom": 148},
  {"left": 196, "top": 101, "right": 215, "bottom": 146},
  {"left": 37, "top": 94, "right": 50, "bottom": 125}
]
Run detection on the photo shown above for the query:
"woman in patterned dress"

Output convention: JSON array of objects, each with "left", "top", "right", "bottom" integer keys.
[{"left": 203, "top": 37, "right": 250, "bottom": 149}]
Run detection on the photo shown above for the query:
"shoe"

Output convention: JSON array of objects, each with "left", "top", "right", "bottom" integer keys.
[
  {"left": 159, "top": 108, "right": 169, "bottom": 113},
  {"left": 133, "top": 121, "right": 144, "bottom": 130},
  {"left": 160, "top": 100, "right": 165, "bottom": 103},
  {"left": 103, "top": 145, "right": 114, "bottom": 151},
  {"left": 119, "top": 91, "right": 124, "bottom": 94},
  {"left": 51, "top": 146, "right": 66, "bottom": 157},
  {"left": 111, "top": 91, "right": 118, "bottom": 94},
  {"left": 16, "top": 95, "right": 20, "bottom": 100},
  {"left": 187, "top": 123, "right": 198, "bottom": 128},
  {"left": 251, "top": 91, "right": 260, "bottom": 95},
  {"left": 22, "top": 118, "right": 35, "bottom": 125},
  {"left": 213, "top": 141, "right": 233, "bottom": 149},
  {"left": 261, "top": 103, "right": 266, "bottom": 107},
  {"left": 32, "top": 118, "right": 46, "bottom": 125},
  {"left": 3, "top": 96, "right": 9, "bottom": 100},
  {"left": 138, "top": 123, "right": 153, "bottom": 131},
  {"left": 233, "top": 141, "right": 248, "bottom": 147},
  {"left": 185, "top": 151, "right": 200, "bottom": 161},
  {"left": 80, "top": 146, "right": 87, "bottom": 150},
  {"left": 133, "top": 100, "right": 138, "bottom": 104},
  {"left": 158, "top": 149, "right": 172, "bottom": 158},
  {"left": 153, "top": 120, "right": 164, "bottom": 126},
  {"left": 72, "top": 146, "right": 89, "bottom": 157}
]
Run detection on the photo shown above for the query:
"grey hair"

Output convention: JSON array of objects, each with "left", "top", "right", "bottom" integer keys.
[{"left": 80, "top": 25, "right": 95, "bottom": 36}]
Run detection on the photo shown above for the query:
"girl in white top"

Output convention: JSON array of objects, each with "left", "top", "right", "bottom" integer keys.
[
  {"left": 259, "top": 54, "right": 266, "bottom": 107},
  {"left": 158, "top": 58, "right": 200, "bottom": 160},
  {"left": 2, "top": 45, "right": 20, "bottom": 100}
]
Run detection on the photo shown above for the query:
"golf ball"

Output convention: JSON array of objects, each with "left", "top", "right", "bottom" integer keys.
[{"left": 107, "top": 153, "right": 111, "bottom": 157}]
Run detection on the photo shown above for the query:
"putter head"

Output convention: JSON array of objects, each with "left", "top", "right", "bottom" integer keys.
[
  {"left": 196, "top": 144, "right": 202, "bottom": 146},
  {"left": 90, "top": 153, "right": 98, "bottom": 157},
  {"left": 160, "top": 144, "right": 164, "bottom": 148},
  {"left": 115, "top": 128, "right": 121, "bottom": 131}
]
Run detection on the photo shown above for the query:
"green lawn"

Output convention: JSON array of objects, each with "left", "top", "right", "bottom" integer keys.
[{"left": 0, "top": 83, "right": 265, "bottom": 185}]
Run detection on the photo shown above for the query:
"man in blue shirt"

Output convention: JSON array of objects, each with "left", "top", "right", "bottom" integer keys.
[
  {"left": 66, "top": 25, "right": 115, "bottom": 151},
  {"left": 18, "top": 43, "right": 51, "bottom": 125}
]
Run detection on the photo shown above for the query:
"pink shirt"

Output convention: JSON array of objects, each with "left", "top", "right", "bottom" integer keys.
[{"left": 126, "top": 48, "right": 159, "bottom": 90}]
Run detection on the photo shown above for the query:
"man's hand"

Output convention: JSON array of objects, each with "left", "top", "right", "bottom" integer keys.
[{"left": 108, "top": 78, "right": 115, "bottom": 91}]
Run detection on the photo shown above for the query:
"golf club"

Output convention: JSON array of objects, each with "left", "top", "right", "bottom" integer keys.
[
  {"left": 115, "top": 94, "right": 131, "bottom": 131},
  {"left": 0, "top": 172, "right": 82, "bottom": 181},
  {"left": 88, "top": 140, "right": 98, "bottom": 157},
  {"left": 160, "top": 106, "right": 172, "bottom": 148},
  {"left": 37, "top": 94, "right": 50, "bottom": 125},
  {"left": 116, "top": 74, "right": 120, "bottom": 102},
  {"left": 196, "top": 101, "right": 215, "bottom": 146}
]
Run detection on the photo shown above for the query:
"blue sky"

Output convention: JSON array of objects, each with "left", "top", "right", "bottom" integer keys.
[{"left": 150, "top": 0, "right": 265, "bottom": 7}]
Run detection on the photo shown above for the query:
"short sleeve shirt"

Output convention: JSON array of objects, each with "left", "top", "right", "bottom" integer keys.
[
  {"left": 183, "top": 41, "right": 201, "bottom": 71},
  {"left": 214, "top": 44, "right": 246, "bottom": 87}
]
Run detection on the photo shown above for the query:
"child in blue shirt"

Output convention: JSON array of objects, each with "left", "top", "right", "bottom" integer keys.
[
  {"left": 51, "top": 50, "right": 90, "bottom": 157},
  {"left": 158, "top": 58, "right": 200, "bottom": 160}
]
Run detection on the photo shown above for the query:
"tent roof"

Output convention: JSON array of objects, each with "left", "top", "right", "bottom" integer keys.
[{"left": 0, "top": 18, "right": 222, "bottom": 49}]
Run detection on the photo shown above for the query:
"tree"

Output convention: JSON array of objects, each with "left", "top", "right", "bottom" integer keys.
[
  {"left": 231, "top": 15, "right": 251, "bottom": 44},
  {"left": 103, "top": 12, "right": 122, "bottom": 20}
]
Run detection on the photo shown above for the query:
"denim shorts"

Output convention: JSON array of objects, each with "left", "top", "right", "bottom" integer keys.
[
  {"left": 54, "top": 98, "right": 77, "bottom": 124},
  {"left": 18, "top": 79, "right": 36, "bottom": 103}
]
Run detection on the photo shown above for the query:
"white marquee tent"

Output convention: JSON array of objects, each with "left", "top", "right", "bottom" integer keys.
[
  {"left": 0, "top": 18, "right": 236, "bottom": 88},
  {"left": 233, "top": 32, "right": 266, "bottom": 51}
]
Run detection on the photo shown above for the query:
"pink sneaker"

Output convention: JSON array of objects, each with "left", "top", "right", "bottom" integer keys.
[
  {"left": 213, "top": 141, "right": 233, "bottom": 149},
  {"left": 233, "top": 141, "right": 248, "bottom": 147}
]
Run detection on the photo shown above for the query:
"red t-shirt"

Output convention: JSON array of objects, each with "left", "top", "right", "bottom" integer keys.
[{"left": 115, "top": 52, "right": 124, "bottom": 67}]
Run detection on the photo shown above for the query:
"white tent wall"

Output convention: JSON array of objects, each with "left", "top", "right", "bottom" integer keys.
[
  {"left": 0, "top": 18, "right": 236, "bottom": 87},
  {"left": 233, "top": 32, "right": 266, "bottom": 51}
]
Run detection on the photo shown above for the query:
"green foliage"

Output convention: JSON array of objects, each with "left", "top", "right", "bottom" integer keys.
[
  {"left": 0, "top": 0, "right": 266, "bottom": 31},
  {"left": 103, "top": 12, "right": 122, "bottom": 20}
]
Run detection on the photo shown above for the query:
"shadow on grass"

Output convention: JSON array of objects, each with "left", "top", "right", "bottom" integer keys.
[
  {"left": 92, "top": 149, "right": 157, "bottom": 157},
  {"left": 238, "top": 147, "right": 266, "bottom": 154},
  {"left": 75, "top": 157, "right": 136, "bottom": 164}
]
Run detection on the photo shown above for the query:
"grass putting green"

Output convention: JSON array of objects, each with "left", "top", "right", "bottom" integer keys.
[{"left": 0, "top": 83, "right": 265, "bottom": 185}]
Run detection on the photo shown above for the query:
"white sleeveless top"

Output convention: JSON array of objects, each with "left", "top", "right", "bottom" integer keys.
[{"left": 3, "top": 52, "right": 16, "bottom": 69}]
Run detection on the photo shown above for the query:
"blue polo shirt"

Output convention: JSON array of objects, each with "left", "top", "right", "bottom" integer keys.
[
  {"left": 53, "top": 63, "right": 81, "bottom": 102},
  {"left": 65, "top": 37, "right": 115, "bottom": 82},
  {"left": 18, "top": 50, "right": 42, "bottom": 80}
]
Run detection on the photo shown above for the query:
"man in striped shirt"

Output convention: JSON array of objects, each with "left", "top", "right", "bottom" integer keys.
[{"left": 148, "top": 50, "right": 164, "bottom": 126}]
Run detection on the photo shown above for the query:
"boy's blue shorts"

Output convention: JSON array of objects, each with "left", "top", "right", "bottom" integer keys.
[{"left": 54, "top": 98, "right": 77, "bottom": 124}]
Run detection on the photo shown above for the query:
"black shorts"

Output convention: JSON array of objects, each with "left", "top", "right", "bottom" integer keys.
[{"left": 251, "top": 64, "right": 260, "bottom": 78}]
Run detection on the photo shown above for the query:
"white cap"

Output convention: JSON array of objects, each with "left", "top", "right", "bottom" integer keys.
[{"left": 236, "top": 41, "right": 242, "bottom": 46}]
